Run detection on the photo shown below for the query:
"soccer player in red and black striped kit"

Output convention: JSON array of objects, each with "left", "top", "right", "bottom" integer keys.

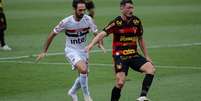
[{"left": 85, "top": 0, "right": 155, "bottom": 101}]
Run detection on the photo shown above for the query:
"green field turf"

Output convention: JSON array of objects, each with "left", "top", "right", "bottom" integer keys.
[{"left": 0, "top": 0, "right": 201, "bottom": 101}]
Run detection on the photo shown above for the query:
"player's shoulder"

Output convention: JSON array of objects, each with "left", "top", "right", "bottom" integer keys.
[
  {"left": 112, "top": 16, "right": 123, "bottom": 21},
  {"left": 83, "top": 14, "right": 93, "bottom": 21},
  {"left": 106, "top": 16, "right": 123, "bottom": 27},
  {"left": 106, "top": 16, "right": 122, "bottom": 25},
  {"left": 112, "top": 15, "right": 141, "bottom": 21},
  {"left": 132, "top": 15, "right": 142, "bottom": 22},
  {"left": 61, "top": 15, "right": 74, "bottom": 22},
  {"left": 104, "top": 16, "right": 121, "bottom": 30},
  {"left": 108, "top": 16, "right": 124, "bottom": 26}
]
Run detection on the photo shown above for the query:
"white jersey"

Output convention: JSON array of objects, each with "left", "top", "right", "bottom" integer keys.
[{"left": 53, "top": 14, "right": 97, "bottom": 50}]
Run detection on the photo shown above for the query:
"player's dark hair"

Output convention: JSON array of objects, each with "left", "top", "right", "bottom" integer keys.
[
  {"left": 120, "top": 0, "right": 133, "bottom": 6},
  {"left": 72, "top": 0, "right": 86, "bottom": 9}
]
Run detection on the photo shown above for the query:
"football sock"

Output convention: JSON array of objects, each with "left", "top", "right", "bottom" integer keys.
[
  {"left": 0, "top": 32, "right": 5, "bottom": 46},
  {"left": 79, "top": 73, "right": 90, "bottom": 96},
  {"left": 140, "top": 74, "right": 154, "bottom": 96},
  {"left": 111, "top": 86, "right": 121, "bottom": 101},
  {"left": 69, "top": 77, "right": 81, "bottom": 95}
]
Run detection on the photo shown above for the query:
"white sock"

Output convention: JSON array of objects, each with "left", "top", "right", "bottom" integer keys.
[
  {"left": 79, "top": 73, "right": 90, "bottom": 96},
  {"left": 68, "top": 77, "right": 81, "bottom": 95}
]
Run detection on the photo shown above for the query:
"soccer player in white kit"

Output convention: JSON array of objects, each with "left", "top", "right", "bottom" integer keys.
[{"left": 36, "top": 0, "right": 105, "bottom": 101}]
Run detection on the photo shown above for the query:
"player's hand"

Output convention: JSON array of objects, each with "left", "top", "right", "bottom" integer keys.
[
  {"left": 35, "top": 52, "right": 46, "bottom": 63},
  {"left": 85, "top": 44, "right": 93, "bottom": 53},
  {"left": 97, "top": 40, "right": 106, "bottom": 53}
]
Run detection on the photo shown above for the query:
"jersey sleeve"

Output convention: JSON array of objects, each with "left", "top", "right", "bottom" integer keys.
[
  {"left": 88, "top": 17, "right": 98, "bottom": 33},
  {"left": 103, "top": 20, "right": 116, "bottom": 36},
  {"left": 53, "top": 19, "right": 66, "bottom": 34},
  {"left": 138, "top": 20, "right": 143, "bottom": 36},
  {"left": 136, "top": 18, "right": 144, "bottom": 36}
]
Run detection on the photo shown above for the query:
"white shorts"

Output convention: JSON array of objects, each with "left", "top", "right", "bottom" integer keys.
[{"left": 65, "top": 47, "right": 89, "bottom": 70}]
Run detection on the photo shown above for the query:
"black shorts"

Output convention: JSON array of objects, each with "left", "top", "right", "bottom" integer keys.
[
  {"left": 85, "top": 1, "right": 95, "bottom": 10},
  {"left": 113, "top": 54, "right": 148, "bottom": 76}
]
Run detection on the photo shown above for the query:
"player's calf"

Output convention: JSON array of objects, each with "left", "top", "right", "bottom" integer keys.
[
  {"left": 139, "top": 62, "right": 155, "bottom": 99},
  {"left": 111, "top": 72, "right": 126, "bottom": 101},
  {"left": 68, "top": 92, "right": 78, "bottom": 101}
]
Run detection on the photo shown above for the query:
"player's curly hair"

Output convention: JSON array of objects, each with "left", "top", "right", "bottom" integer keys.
[
  {"left": 72, "top": 0, "right": 86, "bottom": 9},
  {"left": 120, "top": 0, "right": 133, "bottom": 6}
]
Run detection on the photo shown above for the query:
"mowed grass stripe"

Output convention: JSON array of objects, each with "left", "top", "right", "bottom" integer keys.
[{"left": 0, "top": 64, "right": 200, "bottom": 101}]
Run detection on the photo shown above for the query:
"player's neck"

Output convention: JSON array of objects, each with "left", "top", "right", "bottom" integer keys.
[
  {"left": 73, "top": 15, "right": 82, "bottom": 22},
  {"left": 121, "top": 15, "right": 133, "bottom": 21}
]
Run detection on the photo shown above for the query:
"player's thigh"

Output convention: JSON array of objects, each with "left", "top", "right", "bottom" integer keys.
[
  {"left": 129, "top": 55, "right": 148, "bottom": 72},
  {"left": 140, "top": 62, "right": 155, "bottom": 74},
  {"left": 65, "top": 50, "right": 88, "bottom": 71},
  {"left": 113, "top": 55, "right": 129, "bottom": 75}
]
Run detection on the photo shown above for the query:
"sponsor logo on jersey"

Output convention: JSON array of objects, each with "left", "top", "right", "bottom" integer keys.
[
  {"left": 70, "top": 37, "right": 86, "bottom": 44},
  {"left": 117, "top": 49, "right": 136, "bottom": 55},
  {"left": 120, "top": 36, "right": 136, "bottom": 42},
  {"left": 119, "top": 27, "right": 138, "bottom": 33}
]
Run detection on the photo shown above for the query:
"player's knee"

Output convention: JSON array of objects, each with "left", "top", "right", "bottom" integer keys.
[
  {"left": 78, "top": 65, "right": 88, "bottom": 74},
  {"left": 76, "top": 62, "right": 88, "bottom": 74},
  {"left": 80, "top": 68, "right": 87, "bottom": 74},
  {"left": 145, "top": 65, "right": 155, "bottom": 75},
  {"left": 115, "top": 72, "right": 126, "bottom": 88},
  {"left": 117, "top": 82, "right": 124, "bottom": 89},
  {"left": 116, "top": 80, "right": 125, "bottom": 88}
]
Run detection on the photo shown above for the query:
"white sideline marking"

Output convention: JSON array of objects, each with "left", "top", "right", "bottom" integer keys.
[
  {"left": 0, "top": 60, "right": 200, "bottom": 70},
  {"left": 0, "top": 42, "right": 201, "bottom": 60},
  {"left": 0, "top": 49, "right": 112, "bottom": 60}
]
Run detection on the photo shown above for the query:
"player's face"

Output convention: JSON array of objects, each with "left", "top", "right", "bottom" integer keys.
[
  {"left": 75, "top": 3, "right": 86, "bottom": 19},
  {"left": 121, "top": 3, "right": 134, "bottom": 18}
]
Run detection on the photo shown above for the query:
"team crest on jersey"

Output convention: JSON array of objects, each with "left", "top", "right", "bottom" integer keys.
[
  {"left": 116, "top": 20, "right": 122, "bottom": 26},
  {"left": 133, "top": 19, "right": 140, "bottom": 25}
]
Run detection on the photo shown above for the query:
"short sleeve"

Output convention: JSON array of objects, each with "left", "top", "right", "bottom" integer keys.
[
  {"left": 103, "top": 20, "right": 116, "bottom": 36},
  {"left": 53, "top": 20, "right": 66, "bottom": 34},
  {"left": 139, "top": 20, "right": 143, "bottom": 36},
  {"left": 88, "top": 17, "right": 98, "bottom": 33}
]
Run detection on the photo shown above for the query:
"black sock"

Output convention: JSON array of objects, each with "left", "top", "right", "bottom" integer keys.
[
  {"left": 140, "top": 74, "right": 154, "bottom": 96},
  {"left": 0, "top": 31, "right": 5, "bottom": 47},
  {"left": 111, "top": 86, "right": 121, "bottom": 101}
]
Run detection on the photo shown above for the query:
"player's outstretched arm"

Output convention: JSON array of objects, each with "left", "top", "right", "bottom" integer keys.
[
  {"left": 35, "top": 32, "right": 57, "bottom": 63},
  {"left": 93, "top": 32, "right": 106, "bottom": 53},
  {"left": 85, "top": 31, "right": 107, "bottom": 53}
]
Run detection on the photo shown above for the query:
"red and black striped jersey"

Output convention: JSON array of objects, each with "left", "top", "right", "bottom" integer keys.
[{"left": 103, "top": 15, "right": 143, "bottom": 56}]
